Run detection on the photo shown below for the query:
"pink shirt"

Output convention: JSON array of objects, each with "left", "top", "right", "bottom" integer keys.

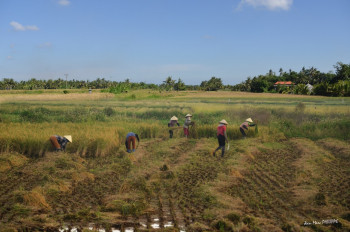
[
  {"left": 240, "top": 121, "right": 249, "bottom": 130},
  {"left": 217, "top": 124, "right": 226, "bottom": 136}
]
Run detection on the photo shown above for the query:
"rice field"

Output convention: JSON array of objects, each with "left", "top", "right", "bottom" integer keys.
[{"left": 0, "top": 89, "right": 349, "bottom": 231}]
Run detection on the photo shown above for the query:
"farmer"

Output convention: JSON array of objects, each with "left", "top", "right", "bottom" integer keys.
[
  {"left": 240, "top": 118, "right": 256, "bottom": 139},
  {"left": 125, "top": 132, "right": 140, "bottom": 153},
  {"left": 183, "top": 114, "right": 193, "bottom": 138},
  {"left": 50, "top": 135, "right": 72, "bottom": 152},
  {"left": 168, "top": 116, "right": 180, "bottom": 138},
  {"left": 213, "top": 120, "right": 228, "bottom": 157}
]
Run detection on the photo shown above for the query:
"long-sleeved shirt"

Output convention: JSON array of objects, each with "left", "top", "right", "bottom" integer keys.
[
  {"left": 168, "top": 120, "right": 180, "bottom": 128},
  {"left": 183, "top": 118, "right": 192, "bottom": 128},
  {"left": 240, "top": 122, "right": 256, "bottom": 130},
  {"left": 55, "top": 135, "right": 69, "bottom": 151}
]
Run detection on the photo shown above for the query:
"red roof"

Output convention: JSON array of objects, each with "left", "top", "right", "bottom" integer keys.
[{"left": 274, "top": 81, "right": 293, "bottom": 85}]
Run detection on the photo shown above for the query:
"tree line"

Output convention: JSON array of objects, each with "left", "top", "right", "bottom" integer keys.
[
  {"left": 231, "top": 62, "right": 350, "bottom": 96},
  {"left": 1, "top": 62, "right": 349, "bottom": 96}
]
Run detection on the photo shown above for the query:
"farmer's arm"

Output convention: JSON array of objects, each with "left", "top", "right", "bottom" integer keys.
[
  {"left": 249, "top": 123, "right": 256, "bottom": 127},
  {"left": 61, "top": 139, "right": 68, "bottom": 151},
  {"left": 224, "top": 130, "right": 228, "bottom": 142}
]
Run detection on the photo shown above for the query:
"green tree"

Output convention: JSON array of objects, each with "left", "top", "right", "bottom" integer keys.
[
  {"left": 174, "top": 78, "right": 186, "bottom": 91},
  {"left": 2, "top": 78, "right": 16, "bottom": 90},
  {"left": 332, "top": 62, "right": 350, "bottom": 83},
  {"left": 163, "top": 76, "right": 175, "bottom": 91},
  {"left": 294, "top": 84, "right": 309, "bottom": 95},
  {"left": 201, "top": 77, "right": 223, "bottom": 91},
  {"left": 250, "top": 76, "right": 269, "bottom": 93}
]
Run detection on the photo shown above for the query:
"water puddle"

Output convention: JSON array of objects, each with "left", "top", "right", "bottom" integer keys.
[
  {"left": 151, "top": 217, "right": 160, "bottom": 229},
  {"left": 58, "top": 220, "right": 183, "bottom": 231},
  {"left": 164, "top": 221, "right": 174, "bottom": 228}
]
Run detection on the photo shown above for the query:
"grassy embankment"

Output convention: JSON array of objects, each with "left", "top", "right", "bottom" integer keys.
[{"left": 0, "top": 90, "right": 349, "bottom": 231}]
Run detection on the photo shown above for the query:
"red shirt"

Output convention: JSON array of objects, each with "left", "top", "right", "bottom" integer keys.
[{"left": 217, "top": 124, "right": 226, "bottom": 136}]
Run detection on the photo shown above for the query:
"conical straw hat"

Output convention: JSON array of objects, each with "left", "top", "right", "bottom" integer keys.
[
  {"left": 170, "top": 116, "right": 178, "bottom": 121},
  {"left": 185, "top": 114, "right": 192, "bottom": 118},
  {"left": 245, "top": 118, "right": 253, "bottom": 123},
  {"left": 219, "top": 119, "right": 228, "bottom": 125},
  {"left": 64, "top": 135, "right": 72, "bottom": 143}
]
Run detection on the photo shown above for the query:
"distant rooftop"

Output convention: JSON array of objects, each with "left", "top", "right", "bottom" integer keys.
[{"left": 274, "top": 81, "right": 293, "bottom": 85}]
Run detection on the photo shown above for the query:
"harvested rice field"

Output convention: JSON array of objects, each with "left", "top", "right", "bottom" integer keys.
[{"left": 0, "top": 90, "right": 349, "bottom": 231}]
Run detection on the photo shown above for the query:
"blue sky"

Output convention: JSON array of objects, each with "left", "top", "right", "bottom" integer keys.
[{"left": 1, "top": 0, "right": 349, "bottom": 85}]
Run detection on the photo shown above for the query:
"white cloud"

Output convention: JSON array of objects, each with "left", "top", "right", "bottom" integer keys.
[
  {"left": 26, "top": 25, "right": 39, "bottom": 31},
  {"left": 58, "top": 0, "right": 71, "bottom": 6},
  {"left": 10, "top": 21, "right": 39, "bottom": 31},
  {"left": 10, "top": 21, "right": 25, "bottom": 31},
  {"left": 238, "top": 0, "right": 293, "bottom": 11}
]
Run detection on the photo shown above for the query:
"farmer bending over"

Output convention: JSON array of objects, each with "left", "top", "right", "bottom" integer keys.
[
  {"left": 240, "top": 118, "right": 256, "bottom": 139},
  {"left": 125, "top": 132, "right": 140, "bottom": 153},
  {"left": 168, "top": 116, "right": 180, "bottom": 138},
  {"left": 50, "top": 135, "right": 72, "bottom": 152},
  {"left": 183, "top": 114, "right": 193, "bottom": 138},
  {"left": 213, "top": 120, "right": 228, "bottom": 157}
]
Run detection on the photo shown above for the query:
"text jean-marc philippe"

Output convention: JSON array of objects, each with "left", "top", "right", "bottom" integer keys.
[{"left": 303, "top": 219, "right": 339, "bottom": 226}]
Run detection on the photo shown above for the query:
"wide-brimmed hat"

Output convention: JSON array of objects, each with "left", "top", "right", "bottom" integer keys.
[
  {"left": 170, "top": 116, "right": 178, "bottom": 121},
  {"left": 245, "top": 118, "right": 253, "bottom": 123},
  {"left": 185, "top": 114, "right": 192, "bottom": 118},
  {"left": 219, "top": 119, "right": 228, "bottom": 125},
  {"left": 64, "top": 135, "right": 72, "bottom": 143}
]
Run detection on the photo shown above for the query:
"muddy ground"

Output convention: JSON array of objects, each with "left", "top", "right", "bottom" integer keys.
[{"left": 0, "top": 137, "right": 349, "bottom": 232}]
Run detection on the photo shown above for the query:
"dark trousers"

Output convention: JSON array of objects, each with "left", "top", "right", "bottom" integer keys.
[
  {"left": 169, "top": 130, "right": 174, "bottom": 138},
  {"left": 214, "top": 134, "right": 226, "bottom": 157},
  {"left": 240, "top": 127, "right": 247, "bottom": 137}
]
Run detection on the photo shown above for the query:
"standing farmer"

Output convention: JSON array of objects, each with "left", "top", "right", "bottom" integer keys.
[
  {"left": 125, "top": 132, "right": 140, "bottom": 153},
  {"left": 213, "top": 120, "right": 228, "bottom": 157},
  {"left": 240, "top": 118, "right": 256, "bottom": 139},
  {"left": 168, "top": 116, "right": 180, "bottom": 138},
  {"left": 183, "top": 114, "right": 193, "bottom": 138},
  {"left": 50, "top": 135, "right": 72, "bottom": 152}
]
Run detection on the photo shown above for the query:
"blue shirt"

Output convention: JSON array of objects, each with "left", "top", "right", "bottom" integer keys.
[
  {"left": 126, "top": 132, "right": 136, "bottom": 139},
  {"left": 55, "top": 135, "right": 69, "bottom": 151}
]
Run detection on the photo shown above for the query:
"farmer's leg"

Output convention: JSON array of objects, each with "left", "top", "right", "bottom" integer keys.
[
  {"left": 218, "top": 134, "right": 225, "bottom": 157},
  {"left": 131, "top": 136, "right": 136, "bottom": 152},
  {"left": 169, "top": 130, "right": 173, "bottom": 138},
  {"left": 240, "top": 128, "right": 246, "bottom": 138},
  {"left": 214, "top": 135, "right": 225, "bottom": 156},
  {"left": 127, "top": 137, "right": 132, "bottom": 152},
  {"left": 221, "top": 146, "right": 225, "bottom": 157},
  {"left": 184, "top": 128, "right": 189, "bottom": 137}
]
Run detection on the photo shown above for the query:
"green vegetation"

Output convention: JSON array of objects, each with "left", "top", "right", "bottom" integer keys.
[
  {"left": 2, "top": 61, "right": 349, "bottom": 97},
  {"left": 0, "top": 90, "right": 349, "bottom": 231},
  {"left": 232, "top": 62, "right": 350, "bottom": 96}
]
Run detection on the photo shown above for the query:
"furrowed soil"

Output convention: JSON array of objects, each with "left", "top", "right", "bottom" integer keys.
[
  {"left": 1, "top": 90, "right": 349, "bottom": 231},
  {"left": 0, "top": 136, "right": 349, "bottom": 232}
]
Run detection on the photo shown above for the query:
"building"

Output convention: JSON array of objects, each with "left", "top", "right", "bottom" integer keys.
[{"left": 274, "top": 81, "right": 294, "bottom": 87}]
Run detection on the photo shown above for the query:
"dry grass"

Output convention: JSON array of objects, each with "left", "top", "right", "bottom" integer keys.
[
  {"left": 0, "top": 90, "right": 349, "bottom": 231},
  {"left": 0, "top": 92, "right": 114, "bottom": 103},
  {"left": 23, "top": 187, "right": 51, "bottom": 210}
]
